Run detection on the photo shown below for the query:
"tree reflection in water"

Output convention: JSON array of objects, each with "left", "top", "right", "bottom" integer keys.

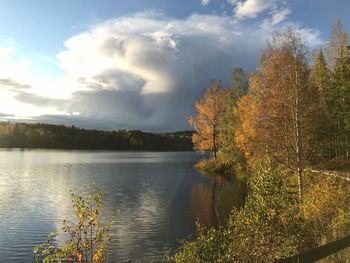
[{"left": 191, "top": 171, "right": 246, "bottom": 227}]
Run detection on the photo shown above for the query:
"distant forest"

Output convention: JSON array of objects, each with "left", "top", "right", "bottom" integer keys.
[{"left": 0, "top": 122, "right": 193, "bottom": 151}]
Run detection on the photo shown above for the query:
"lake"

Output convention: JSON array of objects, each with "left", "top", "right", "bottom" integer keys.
[{"left": 0, "top": 149, "right": 245, "bottom": 262}]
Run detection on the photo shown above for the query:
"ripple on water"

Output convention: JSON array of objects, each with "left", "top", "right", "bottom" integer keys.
[{"left": 0, "top": 150, "right": 243, "bottom": 262}]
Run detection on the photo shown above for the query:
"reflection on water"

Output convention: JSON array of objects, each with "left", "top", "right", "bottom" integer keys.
[
  {"left": 191, "top": 172, "right": 246, "bottom": 227},
  {"left": 0, "top": 149, "right": 245, "bottom": 262}
]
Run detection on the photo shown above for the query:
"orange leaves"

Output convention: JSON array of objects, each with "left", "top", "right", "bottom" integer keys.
[
  {"left": 235, "top": 92, "right": 260, "bottom": 163},
  {"left": 188, "top": 80, "right": 227, "bottom": 159},
  {"left": 92, "top": 248, "right": 103, "bottom": 263},
  {"left": 235, "top": 28, "right": 318, "bottom": 173}
]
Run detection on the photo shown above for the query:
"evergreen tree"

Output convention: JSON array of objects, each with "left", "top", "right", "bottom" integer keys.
[
  {"left": 310, "top": 49, "right": 334, "bottom": 159},
  {"left": 311, "top": 49, "right": 331, "bottom": 107},
  {"left": 326, "top": 18, "right": 350, "bottom": 159},
  {"left": 216, "top": 68, "right": 249, "bottom": 169},
  {"left": 327, "top": 18, "right": 349, "bottom": 69},
  {"left": 217, "top": 90, "right": 241, "bottom": 168},
  {"left": 231, "top": 67, "right": 249, "bottom": 99},
  {"left": 344, "top": 46, "right": 350, "bottom": 132}
]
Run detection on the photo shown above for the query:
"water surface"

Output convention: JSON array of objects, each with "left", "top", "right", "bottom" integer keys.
[{"left": 0, "top": 150, "right": 245, "bottom": 262}]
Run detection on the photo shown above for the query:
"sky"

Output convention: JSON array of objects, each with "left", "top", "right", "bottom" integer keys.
[{"left": 0, "top": 0, "right": 349, "bottom": 131}]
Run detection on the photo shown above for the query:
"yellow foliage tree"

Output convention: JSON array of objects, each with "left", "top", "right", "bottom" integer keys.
[
  {"left": 236, "top": 28, "right": 319, "bottom": 199},
  {"left": 188, "top": 80, "right": 227, "bottom": 161},
  {"left": 235, "top": 82, "right": 261, "bottom": 168}
]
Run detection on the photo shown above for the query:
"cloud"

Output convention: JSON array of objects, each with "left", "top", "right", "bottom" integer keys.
[
  {"left": 228, "top": 0, "right": 290, "bottom": 25},
  {"left": 234, "top": 0, "right": 277, "bottom": 18},
  {"left": 1, "top": 11, "right": 324, "bottom": 131},
  {"left": 227, "top": 0, "right": 238, "bottom": 5},
  {"left": 0, "top": 112, "right": 14, "bottom": 119},
  {"left": 201, "top": 0, "right": 210, "bottom": 6},
  {"left": 269, "top": 7, "right": 291, "bottom": 26},
  {"left": 50, "top": 12, "right": 265, "bottom": 130},
  {"left": 296, "top": 26, "right": 324, "bottom": 47},
  {"left": 14, "top": 91, "right": 66, "bottom": 108},
  {"left": 0, "top": 79, "right": 31, "bottom": 92}
]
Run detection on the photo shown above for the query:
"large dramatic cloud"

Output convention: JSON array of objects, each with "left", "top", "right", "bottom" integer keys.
[{"left": 0, "top": 11, "right": 323, "bottom": 131}]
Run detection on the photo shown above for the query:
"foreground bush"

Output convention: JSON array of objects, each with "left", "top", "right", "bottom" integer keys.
[
  {"left": 174, "top": 164, "right": 306, "bottom": 262},
  {"left": 302, "top": 170, "right": 350, "bottom": 248},
  {"left": 174, "top": 165, "right": 350, "bottom": 263},
  {"left": 34, "top": 188, "right": 118, "bottom": 263}
]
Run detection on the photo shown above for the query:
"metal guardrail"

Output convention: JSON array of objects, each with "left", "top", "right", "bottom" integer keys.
[{"left": 275, "top": 235, "right": 350, "bottom": 263}]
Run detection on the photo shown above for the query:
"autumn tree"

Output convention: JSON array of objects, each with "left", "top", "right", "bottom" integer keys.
[
  {"left": 188, "top": 80, "right": 227, "bottom": 161},
  {"left": 235, "top": 81, "right": 261, "bottom": 168},
  {"left": 216, "top": 68, "right": 249, "bottom": 169},
  {"left": 236, "top": 28, "right": 319, "bottom": 199}
]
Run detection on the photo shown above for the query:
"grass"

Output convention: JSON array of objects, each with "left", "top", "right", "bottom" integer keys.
[{"left": 195, "top": 158, "right": 246, "bottom": 181}]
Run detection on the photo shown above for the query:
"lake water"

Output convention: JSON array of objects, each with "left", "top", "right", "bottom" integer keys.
[{"left": 0, "top": 150, "right": 245, "bottom": 262}]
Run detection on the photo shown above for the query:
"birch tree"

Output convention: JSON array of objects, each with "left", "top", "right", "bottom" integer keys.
[
  {"left": 236, "top": 28, "right": 318, "bottom": 199},
  {"left": 188, "top": 80, "right": 227, "bottom": 161}
]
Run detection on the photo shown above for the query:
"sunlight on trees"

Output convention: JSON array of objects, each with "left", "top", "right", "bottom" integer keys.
[
  {"left": 188, "top": 80, "right": 227, "bottom": 161},
  {"left": 236, "top": 28, "right": 320, "bottom": 200},
  {"left": 31, "top": 18, "right": 350, "bottom": 263},
  {"left": 184, "top": 19, "right": 350, "bottom": 262}
]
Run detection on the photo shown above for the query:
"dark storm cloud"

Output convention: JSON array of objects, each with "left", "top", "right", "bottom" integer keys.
[
  {"left": 0, "top": 113, "right": 14, "bottom": 118},
  {"left": 69, "top": 88, "right": 153, "bottom": 121},
  {"left": 14, "top": 92, "right": 67, "bottom": 108}
]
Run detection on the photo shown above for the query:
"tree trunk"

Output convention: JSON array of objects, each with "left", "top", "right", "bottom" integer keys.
[
  {"left": 294, "top": 58, "right": 303, "bottom": 200},
  {"left": 297, "top": 166, "right": 303, "bottom": 201},
  {"left": 213, "top": 127, "right": 217, "bottom": 161}
]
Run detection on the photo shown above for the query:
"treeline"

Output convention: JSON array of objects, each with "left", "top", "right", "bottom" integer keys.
[
  {"left": 0, "top": 122, "right": 193, "bottom": 151},
  {"left": 175, "top": 19, "right": 350, "bottom": 262}
]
